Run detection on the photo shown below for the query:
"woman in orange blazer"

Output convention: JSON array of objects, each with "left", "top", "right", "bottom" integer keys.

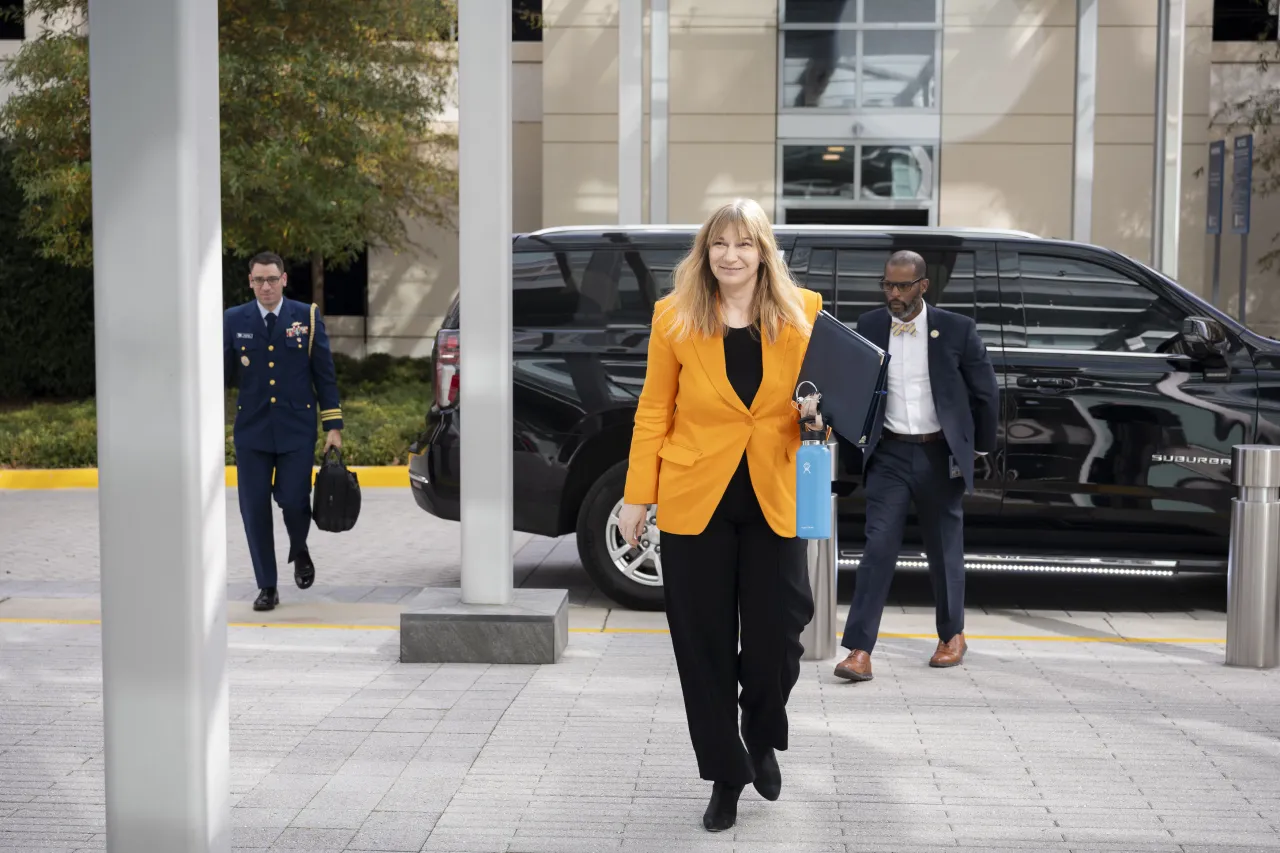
[{"left": 618, "top": 199, "right": 823, "bottom": 832}]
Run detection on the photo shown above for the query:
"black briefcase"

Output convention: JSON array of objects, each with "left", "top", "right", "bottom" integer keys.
[
  {"left": 312, "top": 448, "right": 361, "bottom": 532},
  {"left": 796, "top": 310, "right": 890, "bottom": 448}
]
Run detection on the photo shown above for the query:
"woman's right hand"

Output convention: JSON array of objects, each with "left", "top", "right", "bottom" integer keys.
[{"left": 618, "top": 503, "right": 650, "bottom": 547}]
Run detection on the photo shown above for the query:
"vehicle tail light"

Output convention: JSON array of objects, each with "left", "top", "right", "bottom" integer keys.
[{"left": 435, "top": 329, "right": 459, "bottom": 409}]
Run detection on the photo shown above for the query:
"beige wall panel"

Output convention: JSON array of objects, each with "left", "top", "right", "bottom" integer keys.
[
  {"left": 671, "top": 0, "right": 776, "bottom": 27},
  {"left": 938, "top": 144, "right": 1072, "bottom": 238},
  {"left": 1098, "top": 0, "right": 1214, "bottom": 27},
  {"left": 669, "top": 29, "right": 776, "bottom": 116},
  {"left": 514, "top": 122, "right": 544, "bottom": 234},
  {"left": 1087, "top": 144, "right": 1209, "bottom": 288},
  {"left": 543, "top": 26, "right": 618, "bottom": 115},
  {"left": 1096, "top": 115, "right": 1211, "bottom": 146},
  {"left": 1097, "top": 26, "right": 1158, "bottom": 116},
  {"left": 941, "top": 25, "right": 1075, "bottom": 118},
  {"left": 671, "top": 114, "right": 776, "bottom": 144},
  {"left": 944, "top": 0, "right": 1074, "bottom": 28},
  {"left": 668, "top": 143, "right": 776, "bottom": 223},
  {"left": 942, "top": 114, "right": 1073, "bottom": 145},
  {"left": 543, "top": 142, "right": 620, "bottom": 225},
  {"left": 543, "top": 114, "right": 618, "bottom": 144},
  {"left": 542, "top": 0, "right": 625, "bottom": 28}
]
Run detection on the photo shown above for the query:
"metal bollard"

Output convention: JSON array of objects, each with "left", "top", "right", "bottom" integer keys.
[
  {"left": 801, "top": 439, "right": 839, "bottom": 661},
  {"left": 1226, "top": 445, "right": 1280, "bottom": 669}
]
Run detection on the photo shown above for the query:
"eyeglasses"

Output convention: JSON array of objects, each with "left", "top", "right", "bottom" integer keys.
[
  {"left": 251, "top": 276, "right": 283, "bottom": 286},
  {"left": 879, "top": 277, "right": 925, "bottom": 293}
]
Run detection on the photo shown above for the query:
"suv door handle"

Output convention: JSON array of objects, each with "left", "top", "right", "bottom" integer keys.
[{"left": 1017, "top": 376, "right": 1077, "bottom": 390}]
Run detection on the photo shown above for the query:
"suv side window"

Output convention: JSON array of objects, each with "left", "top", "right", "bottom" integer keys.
[
  {"left": 514, "top": 248, "right": 686, "bottom": 328},
  {"left": 1016, "top": 254, "right": 1187, "bottom": 352},
  {"left": 513, "top": 251, "right": 596, "bottom": 327},
  {"left": 834, "top": 248, "right": 977, "bottom": 326}
]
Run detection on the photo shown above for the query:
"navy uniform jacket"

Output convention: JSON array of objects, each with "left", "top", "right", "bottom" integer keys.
[
  {"left": 857, "top": 305, "right": 999, "bottom": 493},
  {"left": 223, "top": 298, "right": 344, "bottom": 454}
]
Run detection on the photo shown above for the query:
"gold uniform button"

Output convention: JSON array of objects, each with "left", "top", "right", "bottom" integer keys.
[
  {"left": 269, "top": 362, "right": 274, "bottom": 368},
  {"left": 306, "top": 404, "right": 312, "bottom": 409},
  {"left": 270, "top": 397, "right": 277, "bottom": 403},
  {"left": 269, "top": 379, "right": 276, "bottom": 386},
  {"left": 268, "top": 345, "right": 274, "bottom": 352}
]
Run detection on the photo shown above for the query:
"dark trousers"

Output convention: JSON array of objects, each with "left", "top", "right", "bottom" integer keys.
[
  {"left": 661, "top": 460, "right": 814, "bottom": 786},
  {"left": 841, "top": 439, "right": 966, "bottom": 653},
  {"left": 236, "top": 445, "right": 314, "bottom": 590}
]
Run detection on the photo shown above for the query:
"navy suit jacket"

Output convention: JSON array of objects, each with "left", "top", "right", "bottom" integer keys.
[
  {"left": 857, "top": 305, "right": 999, "bottom": 492},
  {"left": 223, "top": 298, "right": 343, "bottom": 454}
]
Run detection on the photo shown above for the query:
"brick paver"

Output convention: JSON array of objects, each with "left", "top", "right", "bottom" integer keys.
[{"left": 2, "top": 619, "right": 1279, "bottom": 852}]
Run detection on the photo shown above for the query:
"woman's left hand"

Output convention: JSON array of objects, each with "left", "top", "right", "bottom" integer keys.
[{"left": 798, "top": 394, "right": 823, "bottom": 430}]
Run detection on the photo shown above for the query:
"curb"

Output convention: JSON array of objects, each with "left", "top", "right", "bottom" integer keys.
[{"left": 0, "top": 466, "right": 410, "bottom": 490}]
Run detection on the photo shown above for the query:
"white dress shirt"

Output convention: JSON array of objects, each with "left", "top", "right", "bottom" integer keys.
[
  {"left": 884, "top": 302, "right": 941, "bottom": 435},
  {"left": 258, "top": 299, "right": 284, "bottom": 326}
]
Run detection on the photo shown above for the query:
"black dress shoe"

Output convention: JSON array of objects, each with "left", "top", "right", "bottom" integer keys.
[
  {"left": 253, "top": 588, "right": 279, "bottom": 611},
  {"left": 293, "top": 550, "right": 315, "bottom": 590},
  {"left": 703, "top": 782, "right": 744, "bottom": 832},
  {"left": 749, "top": 745, "right": 781, "bottom": 801}
]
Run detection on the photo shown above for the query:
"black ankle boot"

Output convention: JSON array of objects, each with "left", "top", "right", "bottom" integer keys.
[
  {"left": 703, "top": 781, "right": 744, "bottom": 832},
  {"left": 749, "top": 745, "right": 781, "bottom": 801}
]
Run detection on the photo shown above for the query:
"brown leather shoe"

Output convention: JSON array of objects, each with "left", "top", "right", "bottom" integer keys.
[
  {"left": 929, "top": 633, "right": 967, "bottom": 667},
  {"left": 833, "top": 649, "right": 873, "bottom": 682}
]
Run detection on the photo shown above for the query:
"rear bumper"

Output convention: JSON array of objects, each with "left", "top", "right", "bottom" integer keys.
[{"left": 408, "top": 417, "right": 460, "bottom": 522}]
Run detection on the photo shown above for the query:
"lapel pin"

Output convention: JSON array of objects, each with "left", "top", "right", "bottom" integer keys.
[{"left": 930, "top": 329, "right": 939, "bottom": 338}]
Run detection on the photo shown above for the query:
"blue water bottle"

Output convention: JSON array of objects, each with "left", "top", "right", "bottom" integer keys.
[{"left": 795, "top": 383, "right": 832, "bottom": 540}]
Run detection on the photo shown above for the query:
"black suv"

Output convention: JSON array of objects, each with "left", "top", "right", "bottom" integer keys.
[{"left": 410, "top": 225, "right": 1280, "bottom": 610}]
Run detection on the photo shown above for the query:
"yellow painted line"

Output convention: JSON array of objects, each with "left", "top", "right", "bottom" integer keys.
[
  {"left": 0, "top": 617, "right": 1225, "bottom": 644},
  {"left": 0, "top": 466, "right": 410, "bottom": 490}
]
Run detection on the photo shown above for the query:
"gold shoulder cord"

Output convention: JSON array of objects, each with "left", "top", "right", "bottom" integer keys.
[{"left": 309, "top": 303, "right": 316, "bottom": 358}]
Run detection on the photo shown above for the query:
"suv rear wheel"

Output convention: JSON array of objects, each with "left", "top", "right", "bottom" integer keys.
[{"left": 575, "top": 461, "right": 665, "bottom": 611}]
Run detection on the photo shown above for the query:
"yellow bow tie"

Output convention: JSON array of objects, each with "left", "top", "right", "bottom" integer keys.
[{"left": 892, "top": 321, "right": 917, "bottom": 337}]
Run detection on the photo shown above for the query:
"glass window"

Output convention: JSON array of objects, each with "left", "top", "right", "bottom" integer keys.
[
  {"left": 782, "top": 31, "right": 857, "bottom": 109},
  {"left": 637, "top": 249, "right": 688, "bottom": 299},
  {"left": 860, "top": 145, "right": 933, "bottom": 200},
  {"left": 1017, "top": 255, "right": 1188, "bottom": 353},
  {"left": 783, "top": 145, "right": 856, "bottom": 197},
  {"left": 784, "top": 0, "right": 857, "bottom": 23},
  {"left": 835, "top": 249, "right": 888, "bottom": 324},
  {"left": 834, "top": 248, "right": 976, "bottom": 325},
  {"left": 780, "top": 1, "right": 939, "bottom": 111},
  {"left": 513, "top": 251, "right": 595, "bottom": 328},
  {"left": 861, "top": 30, "right": 936, "bottom": 108},
  {"left": 863, "top": 0, "right": 937, "bottom": 24},
  {"left": 796, "top": 248, "right": 836, "bottom": 304}
]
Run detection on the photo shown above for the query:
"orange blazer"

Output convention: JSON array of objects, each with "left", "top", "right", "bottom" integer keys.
[{"left": 623, "top": 288, "right": 823, "bottom": 537}]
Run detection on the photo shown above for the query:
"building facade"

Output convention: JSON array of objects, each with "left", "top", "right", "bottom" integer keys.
[{"left": 2, "top": 1, "right": 1277, "bottom": 350}]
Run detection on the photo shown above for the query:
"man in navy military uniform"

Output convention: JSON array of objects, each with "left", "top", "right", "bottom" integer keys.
[{"left": 224, "top": 251, "right": 344, "bottom": 611}]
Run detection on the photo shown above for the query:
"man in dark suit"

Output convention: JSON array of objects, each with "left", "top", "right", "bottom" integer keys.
[
  {"left": 834, "top": 250, "right": 999, "bottom": 682},
  {"left": 224, "top": 251, "right": 344, "bottom": 612}
]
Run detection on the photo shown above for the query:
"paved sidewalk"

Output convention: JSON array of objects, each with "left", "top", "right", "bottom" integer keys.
[{"left": 3, "top": 615, "right": 1278, "bottom": 853}]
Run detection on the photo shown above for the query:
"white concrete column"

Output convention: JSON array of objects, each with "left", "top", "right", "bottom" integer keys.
[
  {"left": 618, "top": 0, "right": 644, "bottom": 224},
  {"left": 650, "top": 0, "right": 669, "bottom": 224},
  {"left": 88, "top": 0, "right": 229, "bottom": 849},
  {"left": 459, "top": 0, "right": 514, "bottom": 606},
  {"left": 1072, "top": 0, "right": 1097, "bottom": 243},
  {"left": 1152, "top": 0, "right": 1186, "bottom": 276}
]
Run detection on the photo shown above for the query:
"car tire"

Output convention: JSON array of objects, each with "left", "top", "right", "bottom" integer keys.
[{"left": 576, "top": 461, "right": 666, "bottom": 612}]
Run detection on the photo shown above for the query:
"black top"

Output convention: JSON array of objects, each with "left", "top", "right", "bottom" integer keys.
[{"left": 723, "top": 325, "right": 763, "bottom": 409}]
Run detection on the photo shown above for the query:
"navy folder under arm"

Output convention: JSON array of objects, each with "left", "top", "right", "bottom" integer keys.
[{"left": 795, "top": 310, "right": 890, "bottom": 448}]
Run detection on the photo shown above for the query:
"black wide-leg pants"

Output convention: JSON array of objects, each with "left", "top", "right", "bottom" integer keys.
[{"left": 660, "top": 459, "right": 814, "bottom": 786}]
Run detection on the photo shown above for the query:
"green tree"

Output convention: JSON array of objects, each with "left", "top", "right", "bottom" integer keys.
[{"left": 0, "top": 0, "right": 459, "bottom": 312}]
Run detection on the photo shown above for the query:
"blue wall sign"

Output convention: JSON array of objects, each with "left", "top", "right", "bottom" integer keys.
[
  {"left": 1230, "top": 134, "right": 1253, "bottom": 236},
  {"left": 1206, "top": 140, "right": 1224, "bottom": 235}
]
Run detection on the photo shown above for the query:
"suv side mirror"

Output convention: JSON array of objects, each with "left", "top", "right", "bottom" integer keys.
[{"left": 1181, "top": 315, "right": 1229, "bottom": 359}]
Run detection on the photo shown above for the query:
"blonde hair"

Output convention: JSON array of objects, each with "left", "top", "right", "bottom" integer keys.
[{"left": 661, "top": 199, "right": 810, "bottom": 345}]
